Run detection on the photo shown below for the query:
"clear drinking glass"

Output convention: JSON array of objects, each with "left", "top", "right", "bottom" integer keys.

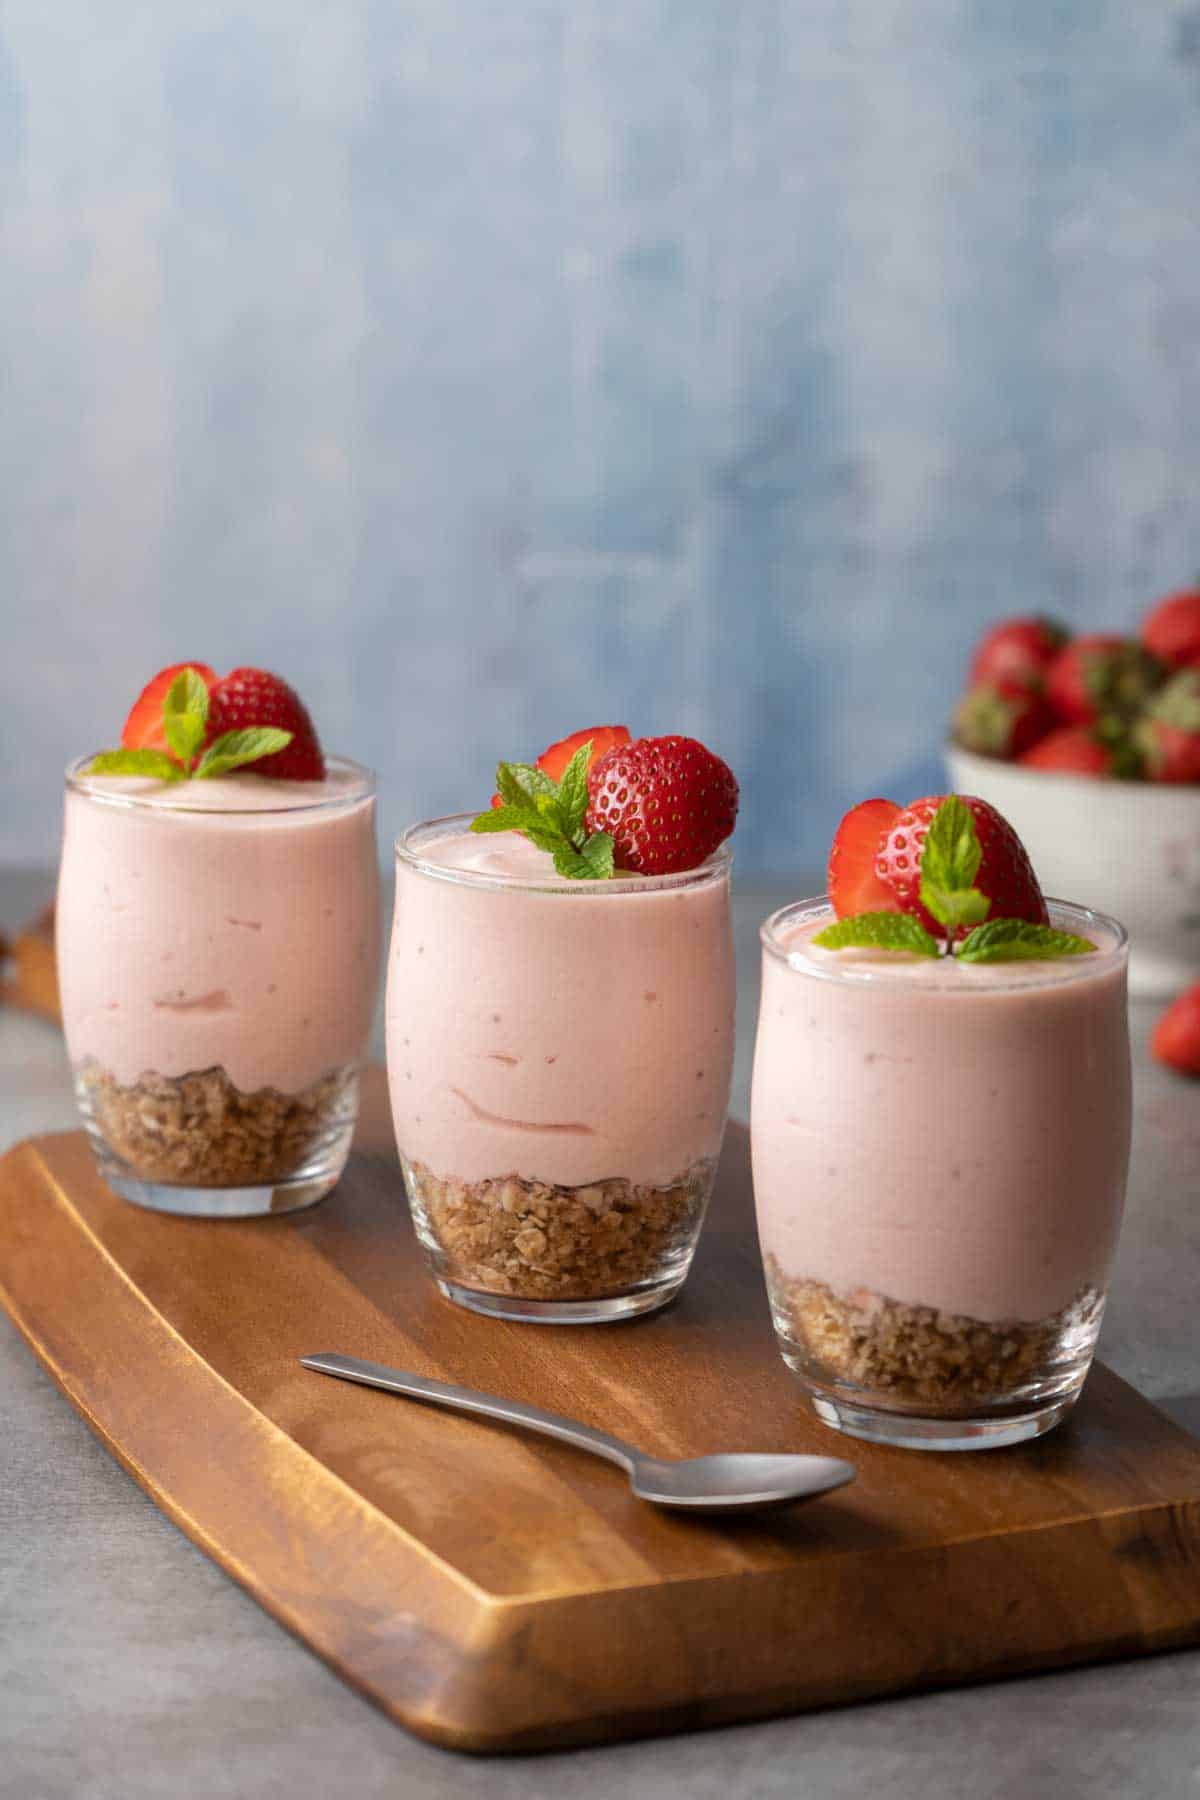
[
  {"left": 386, "top": 816, "right": 735, "bottom": 1322},
  {"left": 751, "top": 897, "right": 1131, "bottom": 1450},
  {"left": 57, "top": 756, "right": 381, "bottom": 1217}
]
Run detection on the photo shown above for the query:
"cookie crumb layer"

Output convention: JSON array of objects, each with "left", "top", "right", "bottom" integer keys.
[
  {"left": 766, "top": 1257, "right": 1104, "bottom": 1411},
  {"left": 405, "top": 1158, "right": 715, "bottom": 1300},
  {"left": 78, "top": 1061, "right": 358, "bottom": 1186}
]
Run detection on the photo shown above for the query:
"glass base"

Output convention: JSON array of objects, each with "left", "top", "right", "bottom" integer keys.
[
  {"left": 434, "top": 1272, "right": 686, "bottom": 1324},
  {"left": 806, "top": 1389, "right": 1079, "bottom": 1451},
  {"left": 100, "top": 1165, "right": 338, "bottom": 1219}
]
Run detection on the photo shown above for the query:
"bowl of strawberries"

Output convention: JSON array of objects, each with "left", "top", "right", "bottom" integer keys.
[{"left": 946, "top": 591, "right": 1200, "bottom": 998}]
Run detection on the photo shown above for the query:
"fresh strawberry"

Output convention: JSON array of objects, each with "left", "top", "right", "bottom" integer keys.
[
  {"left": 827, "top": 798, "right": 903, "bottom": 918},
  {"left": 1142, "top": 589, "right": 1200, "bottom": 671},
  {"left": 1045, "top": 634, "right": 1164, "bottom": 726},
  {"left": 968, "top": 616, "right": 1068, "bottom": 695},
  {"left": 122, "top": 662, "right": 218, "bottom": 761},
  {"left": 877, "top": 794, "right": 1048, "bottom": 938},
  {"left": 1152, "top": 982, "right": 1200, "bottom": 1077},
  {"left": 206, "top": 668, "right": 326, "bottom": 780},
  {"left": 538, "top": 724, "right": 630, "bottom": 782},
  {"left": 584, "top": 735, "right": 738, "bottom": 875},
  {"left": 1018, "top": 724, "right": 1116, "bottom": 776},
  {"left": 1137, "top": 670, "right": 1200, "bottom": 783},
  {"left": 954, "top": 682, "right": 1056, "bottom": 760},
  {"left": 489, "top": 724, "right": 630, "bottom": 807}
]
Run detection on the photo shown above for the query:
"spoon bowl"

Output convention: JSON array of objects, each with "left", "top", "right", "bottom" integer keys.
[
  {"left": 630, "top": 1451, "right": 856, "bottom": 1513},
  {"left": 301, "top": 1353, "right": 856, "bottom": 1516}
]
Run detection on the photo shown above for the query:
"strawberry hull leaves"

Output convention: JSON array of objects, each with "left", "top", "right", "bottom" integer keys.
[{"left": 471, "top": 740, "right": 615, "bottom": 880}]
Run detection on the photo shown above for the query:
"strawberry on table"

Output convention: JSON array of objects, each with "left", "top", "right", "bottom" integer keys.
[
  {"left": 1018, "top": 724, "right": 1118, "bottom": 776},
  {"left": 954, "top": 683, "right": 1056, "bottom": 760},
  {"left": 1152, "top": 982, "right": 1200, "bottom": 1077},
  {"left": 122, "top": 662, "right": 218, "bottom": 761},
  {"left": 968, "top": 616, "right": 1068, "bottom": 695},
  {"left": 827, "top": 798, "right": 902, "bottom": 919},
  {"left": 585, "top": 735, "right": 739, "bottom": 876},
  {"left": 206, "top": 668, "right": 326, "bottom": 781},
  {"left": 1142, "top": 589, "right": 1200, "bottom": 671},
  {"left": 1045, "top": 634, "right": 1164, "bottom": 726},
  {"left": 1137, "top": 670, "right": 1200, "bottom": 783}
]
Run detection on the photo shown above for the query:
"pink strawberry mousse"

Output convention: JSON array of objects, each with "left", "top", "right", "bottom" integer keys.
[
  {"left": 751, "top": 902, "right": 1131, "bottom": 1324},
  {"left": 386, "top": 821, "right": 734, "bottom": 1188},
  {"left": 58, "top": 759, "right": 380, "bottom": 1095}
]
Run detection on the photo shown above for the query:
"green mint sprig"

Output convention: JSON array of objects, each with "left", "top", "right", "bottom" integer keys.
[
  {"left": 819, "top": 795, "right": 1096, "bottom": 964},
  {"left": 86, "top": 668, "right": 292, "bottom": 782},
  {"left": 956, "top": 919, "right": 1097, "bottom": 963},
  {"left": 470, "top": 740, "right": 615, "bottom": 880},
  {"left": 918, "top": 794, "right": 991, "bottom": 936},
  {"left": 812, "top": 912, "right": 939, "bottom": 955}
]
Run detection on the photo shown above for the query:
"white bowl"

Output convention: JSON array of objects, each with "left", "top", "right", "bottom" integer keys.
[{"left": 945, "top": 745, "right": 1200, "bottom": 999}]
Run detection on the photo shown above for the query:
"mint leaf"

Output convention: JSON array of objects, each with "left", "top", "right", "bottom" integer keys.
[
  {"left": 917, "top": 795, "right": 992, "bottom": 935},
  {"left": 812, "top": 912, "right": 940, "bottom": 956},
  {"left": 921, "top": 882, "right": 991, "bottom": 936},
  {"left": 555, "top": 740, "right": 593, "bottom": 839},
  {"left": 162, "top": 667, "right": 210, "bottom": 768},
  {"left": 957, "top": 920, "right": 1097, "bottom": 963},
  {"left": 85, "top": 748, "right": 185, "bottom": 781},
  {"left": 534, "top": 788, "right": 568, "bottom": 837},
  {"left": 496, "top": 761, "right": 554, "bottom": 807},
  {"left": 470, "top": 804, "right": 533, "bottom": 835},
  {"left": 194, "top": 727, "right": 292, "bottom": 779},
  {"left": 577, "top": 830, "right": 614, "bottom": 879},
  {"left": 920, "top": 794, "right": 981, "bottom": 893},
  {"left": 551, "top": 831, "right": 614, "bottom": 881},
  {"left": 470, "top": 748, "right": 615, "bottom": 879}
]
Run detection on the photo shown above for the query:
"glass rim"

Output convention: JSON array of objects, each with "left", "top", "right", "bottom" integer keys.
[
  {"left": 64, "top": 751, "right": 375, "bottom": 815},
  {"left": 395, "top": 812, "right": 734, "bottom": 894},
  {"left": 759, "top": 895, "right": 1129, "bottom": 989}
]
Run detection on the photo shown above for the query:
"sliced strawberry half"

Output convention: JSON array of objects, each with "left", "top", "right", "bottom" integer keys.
[
  {"left": 877, "top": 794, "right": 1048, "bottom": 938},
  {"left": 827, "top": 798, "right": 902, "bottom": 919},
  {"left": 121, "top": 662, "right": 218, "bottom": 760},
  {"left": 206, "top": 667, "right": 326, "bottom": 780},
  {"left": 538, "top": 724, "right": 631, "bottom": 781},
  {"left": 490, "top": 724, "right": 631, "bottom": 806}
]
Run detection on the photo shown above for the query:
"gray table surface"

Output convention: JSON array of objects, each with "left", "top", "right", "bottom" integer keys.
[{"left": 2, "top": 866, "right": 1199, "bottom": 1800}]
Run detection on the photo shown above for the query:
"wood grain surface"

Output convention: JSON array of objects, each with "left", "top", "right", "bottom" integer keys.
[{"left": 2, "top": 1068, "right": 1200, "bottom": 1754}]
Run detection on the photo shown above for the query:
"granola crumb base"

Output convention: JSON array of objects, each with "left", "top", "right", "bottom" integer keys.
[
  {"left": 404, "top": 1158, "right": 716, "bottom": 1301},
  {"left": 78, "top": 1061, "right": 358, "bottom": 1187},
  {"left": 765, "top": 1256, "right": 1104, "bottom": 1412}
]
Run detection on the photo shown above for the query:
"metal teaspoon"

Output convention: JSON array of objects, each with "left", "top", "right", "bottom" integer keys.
[{"left": 300, "top": 1353, "right": 856, "bottom": 1515}]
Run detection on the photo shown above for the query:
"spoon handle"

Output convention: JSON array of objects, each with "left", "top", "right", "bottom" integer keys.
[{"left": 301, "top": 1353, "right": 638, "bottom": 1473}]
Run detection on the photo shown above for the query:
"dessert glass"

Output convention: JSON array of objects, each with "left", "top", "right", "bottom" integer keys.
[
  {"left": 58, "top": 757, "right": 381, "bottom": 1217},
  {"left": 751, "top": 897, "right": 1131, "bottom": 1450},
  {"left": 387, "top": 816, "right": 735, "bottom": 1322}
]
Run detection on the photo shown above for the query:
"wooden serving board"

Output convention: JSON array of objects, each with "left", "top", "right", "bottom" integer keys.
[{"left": 3, "top": 1071, "right": 1200, "bottom": 1754}]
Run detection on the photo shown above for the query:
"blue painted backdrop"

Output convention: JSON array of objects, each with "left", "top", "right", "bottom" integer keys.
[{"left": 3, "top": 3, "right": 1200, "bottom": 872}]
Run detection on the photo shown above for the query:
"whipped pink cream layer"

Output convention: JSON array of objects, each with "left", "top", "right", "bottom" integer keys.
[
  {"left": 57, "top": 761, "right": 381, "bottom": 1094},
  {"left": 751, "top": 910, "right": 1131, "bottom": 1323},
  {"left": 386, "top": 825, "right": 734, "bottom": 1187}
]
